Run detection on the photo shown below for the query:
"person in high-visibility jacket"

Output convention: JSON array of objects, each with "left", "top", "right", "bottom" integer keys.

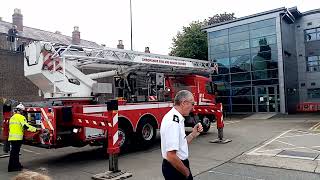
[{"left": 8, "top": 103, "right": 37, "bottom": 172}]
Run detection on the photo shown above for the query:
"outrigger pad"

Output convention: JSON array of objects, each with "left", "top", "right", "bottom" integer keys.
[
  {"left": 209, "top": 139, "right": 232, "bottom": 144},
  {"left": 92, "top": 171, "right": 132, "bottom": 180}
]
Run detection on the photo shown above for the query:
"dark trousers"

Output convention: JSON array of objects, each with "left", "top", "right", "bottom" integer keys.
[
  {"left": 8, "top": 140, "right": 23, "bottom": 172},
  {"left": 162, "top": 159, "right": 193, "bottom": 180}
]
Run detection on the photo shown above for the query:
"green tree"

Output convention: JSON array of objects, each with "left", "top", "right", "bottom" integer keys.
[
  {"left": 169, "top": 21, "right": 207, "bottom": 60},
  {"left": 206, "top": 12, "right": 236, "bottom": 25},
  {"left": 170, "top": 12, "right": 236, "bottom": 60}
]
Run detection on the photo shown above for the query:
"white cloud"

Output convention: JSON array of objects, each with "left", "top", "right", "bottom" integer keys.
[{"left": 0, "top": 0, "right": 315, "bottom": 55}]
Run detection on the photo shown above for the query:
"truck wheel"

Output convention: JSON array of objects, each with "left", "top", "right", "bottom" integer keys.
[
  {"left": 201, "top": 116, "right": 211, "bottom": 133},
  {"left": 136, "top": 119, "right": 157, "bottom": 147},
  {"left": 103, "top": 119, "right": 133, "bottom": 152},
  {"left": 118, "top": 125, "right": 131, "bottom": 152}
]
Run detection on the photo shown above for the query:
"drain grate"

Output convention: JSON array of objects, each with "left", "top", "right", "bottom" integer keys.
[
  {"left": 277, "top": 150, "right": 319, "bottom": 160},
  {"left": 92, "top": 171, "right": 132, "bottom": 180}
]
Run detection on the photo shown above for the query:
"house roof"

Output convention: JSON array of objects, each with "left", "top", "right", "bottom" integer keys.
[{"left": 0, "top": 20, "right": 101, "bottom": 48}]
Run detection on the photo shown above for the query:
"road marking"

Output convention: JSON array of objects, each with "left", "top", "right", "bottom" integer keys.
[
  {"left": 211, "top": 121, "right": 240, "bottom": 127},
  {"left": 309, "top": 122, "right": 320, "bottom": 131},
  {"left": 209, "top": 170, "right": 265, "bottom": 180},
  {"left": 257, "top": 146, "right": 314, "bottom": 153},
  {"left": 247, "top": 129, "right": 292, "bottom": 155},
  {"left": 254, "top": 139, "right": 320, "bottom": 155},
  {"left": 276, "top": 154, "right": 316, "bottom": 160},
  {"left": 225, "top": 121, "right": 240, "bottom": 125},
  {"left": 22, "top": 148, "right": 41, "bottom": 155},
  {"left": 274, "top": 140, "right": 295, "bottom": 147},
  {"left": 312, "top": 123, "right": 320, "bottom": 131},
  {"left": 279, "top": 133, "right": 320, "bottom": 138}
]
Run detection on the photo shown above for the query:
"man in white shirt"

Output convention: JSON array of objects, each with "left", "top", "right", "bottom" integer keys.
[{"left": 160, "top": 90, "right": 203, "bottom": 180}]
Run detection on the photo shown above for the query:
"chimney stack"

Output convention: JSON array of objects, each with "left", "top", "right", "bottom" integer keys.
[
  {"left": 145, "top": 47, "right": 150, "bottom": 53},
  {"left": 72, "top": 26, "right": 81, "bottom": 45},
  {"left": 117, "top": 40, "right": 124, "bottom": 49},
  {"left": 12, "top": 8, "right": 23, "bottom": 31}
]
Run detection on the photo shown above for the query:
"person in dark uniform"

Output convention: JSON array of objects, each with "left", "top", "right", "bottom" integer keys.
[
  {"left": 7, "top": 25, "right": 18, "bottom": 51},
  {"left": 160, "top": 90, "right": 203, "bottom": 180}
]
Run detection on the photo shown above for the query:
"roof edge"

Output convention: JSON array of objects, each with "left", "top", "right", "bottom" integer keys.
[{"left": 202, "top": 7, "right": 286, "bottom": 30}]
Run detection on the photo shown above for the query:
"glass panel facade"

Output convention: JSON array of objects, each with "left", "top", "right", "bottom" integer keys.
[
  {"left": 250, "top": 26, "right": 276, "bottom": 38},
  {"left": 230, "top": 54, "right": 251, "bottom": 73},
  {"left": 208, "top": 18, "right": 279, "bottom": 113},
  {"left": 251, "top": 35, "right": 276, "bottom": 48},
  {"left": 305, "top": 28, "right": 320, "bottom": 42},
  {"left": 210, "top": 35, "right": 228, "bottom": 46},
  {"left": 306, "top": 56, "right": 320, "bottom": 72},
  {"left": 308, "top": 88, "right": 320, "bottom": 99},
  {"left": 229, "top": 31, "right": 250, "bottom": 42},
  {"left": 230, "top": 40, "right": 250, "bottom": 51}
]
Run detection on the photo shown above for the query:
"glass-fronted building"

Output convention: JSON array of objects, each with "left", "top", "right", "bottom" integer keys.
[{"left": 203, "top": 7, "right": 320, "bottom": 114}]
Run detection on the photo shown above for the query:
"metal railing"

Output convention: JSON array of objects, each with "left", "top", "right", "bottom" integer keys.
[{"left": 0, "top": 32, "right": 35, "bottom": 53}]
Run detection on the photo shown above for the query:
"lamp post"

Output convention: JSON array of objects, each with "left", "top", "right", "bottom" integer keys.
[{"left": 130, "top": 0, "right": 133, "bottom": 51}]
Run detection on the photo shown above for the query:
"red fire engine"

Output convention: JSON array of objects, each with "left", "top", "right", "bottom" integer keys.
[{"left": 1, "top": 41, "right": 225, "bottom": 177}]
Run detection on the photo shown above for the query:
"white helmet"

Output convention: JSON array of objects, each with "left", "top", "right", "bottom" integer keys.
[{"left": 16, "top": 103, "right": 25, "bottom": 111}]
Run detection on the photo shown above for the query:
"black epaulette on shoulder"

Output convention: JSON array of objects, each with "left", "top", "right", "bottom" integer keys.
[{"left": 173, "top": 115, "right": 179, "bottom": 123}]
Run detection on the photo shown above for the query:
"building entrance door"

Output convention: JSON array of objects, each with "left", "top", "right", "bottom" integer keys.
[{"left": 255, "top": 86, "right": 278, "bottom": 112}]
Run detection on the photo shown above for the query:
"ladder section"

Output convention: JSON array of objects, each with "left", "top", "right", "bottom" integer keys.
[{"left": 50, "top": 43, "right": 216, "bottom": 75}]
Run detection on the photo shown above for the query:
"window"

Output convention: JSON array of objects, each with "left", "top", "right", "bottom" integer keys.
[
  {"left": 252, "top": 61, "right": 278, "bottom": 71},
  {"left": 301, "top": 83, "right": 305, "bottom": 87},
  {"left": 231, "top": 96, "right": 253, "bottom": 104},
  {"left": 212, "top": 74, "right": 230, "bottom": 82},
  {"left": 211, "top": 44, "right": 229, "bottom": 54},
  {"left": 250, "top": 26, "right": 276, "bottom": 38},
  {"left": 249, "top": 19, "right": 276, "bottom": 30},
  {"left": 308, "top": 88, "right": 320, "bottom": 99},
  {"left": 305, "top": 28, "right": 320, "bottom": 42},
  {"left": 231, "top": 81, "right": 251, "bottom": 87},
  {"left": 230, "top": 40, "right": 249, "bottom": 51},
  {"left": 311, "top": 82, "right": 316, "bottom": 86},
  {"left": 209, "top": 29, "right": 228, "bottom": 38},
  {"left": 252, "top": 70, "right": 278, "bottom": 80},
  {"left": 210, "top": 35, "right": 228, "bottom": 46},
  {"left": 232, "top": 86, "right": 252, "bottom": 96},
  {"left": 251, "top": 35, "right": 276, "bottom": 48},
  {"left": 252, "top": 79, "right": 278, "bottom": 86},
  {"left": 231, "top": 72, "right": 251, "bottom": 82},
  {"left": 215, "top": 57, "right": 230, "bottom": 69},
  {"left": 306, "top": 56, "right": 320, "bottom": 72},
  {"left": 229, "top": 31, "right": 249, "bottom": 42},
  {"left": 230, "top": 55, "right": 251, "bottom": 73},
  {"left": 252, "top": 50, "right": 278, "bottom": 62},
  {"left": 213, "top": 57, "right": 230, "bottom": 74},
  {"left": 251, "top": 44, "right": 277, "bottom": 54},
  {"left": 229, "top": 24, "right": 249, "bottom": 34}
]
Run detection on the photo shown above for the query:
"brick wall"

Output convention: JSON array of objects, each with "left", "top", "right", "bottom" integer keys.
[{"left": 0, "top": 50, "right": 43, "bottom": 102}]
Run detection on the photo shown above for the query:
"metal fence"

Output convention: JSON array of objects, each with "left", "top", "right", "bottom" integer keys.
[{"left": 0, "top": 32, "right": 35, "bottom": 53}]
